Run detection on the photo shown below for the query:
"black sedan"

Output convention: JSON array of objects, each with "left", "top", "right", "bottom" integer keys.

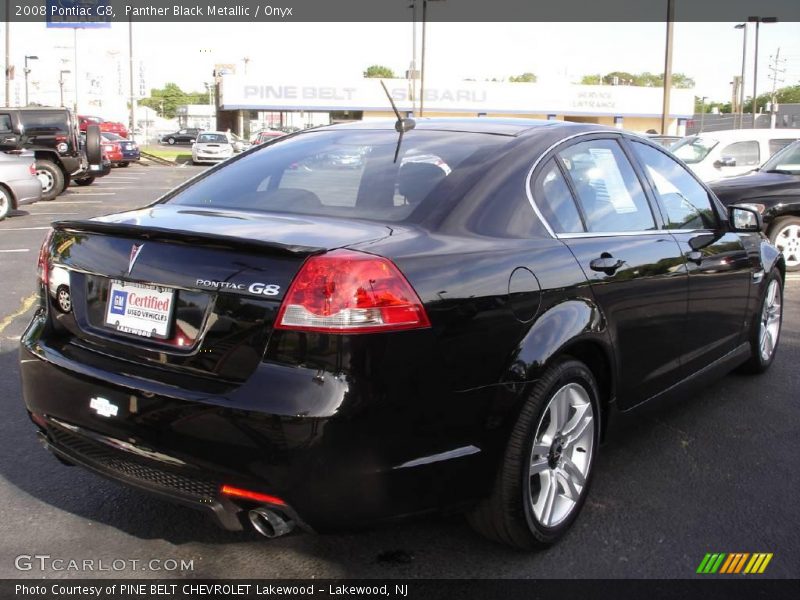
[
  {"left": 711, "top": 139, "right": 800, "bottom": 271},
  {"left": 160, "top": 128, "right": 202, "bottom": 145},
  {"left": 21, "top": 119, "right": 784, "bottom": 548}
]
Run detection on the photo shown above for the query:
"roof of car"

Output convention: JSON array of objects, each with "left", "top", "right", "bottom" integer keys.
[
  {"left": 325, "top": 117, "right": 574, "bottom": 137},
  {"left": 685, "top": 128, "right": 800, "bottom": 141}
]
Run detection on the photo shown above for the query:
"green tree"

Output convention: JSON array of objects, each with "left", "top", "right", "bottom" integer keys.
[
  {"left": 363, "top": 65, "right": 396, "bottom": 78},
  {"left": 139, "top": 82, "right": 210, "bottom": 119},
  {"left": 581, "top": 71, "right": 695, "bottom": 89},
  {"left": 508, "top": 72, "right": 537, "bottom": 83}
]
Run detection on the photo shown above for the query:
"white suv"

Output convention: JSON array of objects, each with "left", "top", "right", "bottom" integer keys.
[{"left": 671, "top": 128, "right": 800, "bottom": 182}]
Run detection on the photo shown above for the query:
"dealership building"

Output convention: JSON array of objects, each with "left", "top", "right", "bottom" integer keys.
[{"left": 217, "top": 75, "right": 695, "bottom": 137}]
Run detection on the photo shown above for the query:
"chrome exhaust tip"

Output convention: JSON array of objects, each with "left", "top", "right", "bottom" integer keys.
[{"left": 248, "top": 507, "right": 295, "bottom": 538}]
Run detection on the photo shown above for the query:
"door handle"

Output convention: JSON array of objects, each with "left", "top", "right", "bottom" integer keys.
[
  {"left": 685, "top": 250, "right": 703, "bottom": 265},
  {"left": 1, "top": 136, "right": 16, "bottom": 143},
  {"left": 589, "top": 256, "right": 625, "bottom": 275}
]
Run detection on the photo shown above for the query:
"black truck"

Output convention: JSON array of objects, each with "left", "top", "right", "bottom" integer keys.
[{"left": 0, "top": 107, "right": 105, "bottom": 200}]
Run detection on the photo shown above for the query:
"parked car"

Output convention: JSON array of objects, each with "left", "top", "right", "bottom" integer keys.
[
  {"left": 646, "top": 134, "right": 682, "bottom": 148},
  {"left": 251, "top": 130, "right": 286, "bottom": 145},
  {"left": 0, "top": 107, "right": 104, "bottom": 200},
  {"left": 78, "top": 115, "right": 129, "bottom": 139},
  {"left": 22, "top": 119, "right": 784, "bottom": 549},
  {"left": 230, "top": 132, "right": 251, "bottom": 153},
  {"left": 711, "top": 139, "right": 800, "bottom": 271},
  {"left": 191, "top": 131, "right": 234, "bottom": 164},
  {"left": 671, "top": 128, "right": 800, "bottom": 182},
  {"left": 101, "top": 132, "right": 140, "bottom": 167},
  {"left": 161, "top": 128, "right": 202, "bottom": 145},
  {"left": 0, "top": 151, "right": 41, "bottom": 220}
]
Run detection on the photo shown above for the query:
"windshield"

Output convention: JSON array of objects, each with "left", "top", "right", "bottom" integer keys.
[
  {"left": 197, "top": 133, "right": 229, "bottom": 144},
  {"left": 167, "top": 129, "right": 509, "bottom": 222},
  {"left": 671, "top": 136, "right": 718, "bottom": 164},
  {"left": 761, "top": 141, "right": 800, "bottom": 175}
]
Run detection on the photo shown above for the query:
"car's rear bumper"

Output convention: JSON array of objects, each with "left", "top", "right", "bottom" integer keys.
[
  {"left": 19, "top": 322, "right": 493, "bottom": 532},
  {"left": 8, "top": 177, "right": 42, "bottom": 206}
]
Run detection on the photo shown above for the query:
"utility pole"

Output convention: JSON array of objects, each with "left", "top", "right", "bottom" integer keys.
[
  {"left": 767, "top": 47, "right": 786, "bottom": 129},
  {"left": 660, "top": 0, "right": 674, "bottom": 135},
  {"left": 749, "top": 16, "right": 777, "bottom": 129},
  {"left": 4, "top": 3, "right": 10, "bottom": 106}
]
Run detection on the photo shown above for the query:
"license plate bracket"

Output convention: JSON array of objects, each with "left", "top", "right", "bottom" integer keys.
[{"left": 104, "top": 279, "right": 175, "bottom": 339}]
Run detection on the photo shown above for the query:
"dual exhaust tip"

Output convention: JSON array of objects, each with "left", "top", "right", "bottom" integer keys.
[{"left": 248, "top": 506, "right": 295, "bottom": 538}]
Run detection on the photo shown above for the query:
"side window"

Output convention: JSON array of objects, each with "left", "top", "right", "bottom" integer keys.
[
  {"left": 718, "top": 140, "right": 759, "bottom": 166},
  {"left": 768, "top": 138, "right": 796, "bottom": 156},
  {"left": 557, "top": 139, "right": 655, "bottom": 232},
  {"left": 0, "top": 114, "right": 12, "bottom": 132},
  {"left": 631, "top": 141, "right": 718, "bottom": 230},
  {"left": 532, "top": 158, "right": 583, "bottom": 233}
]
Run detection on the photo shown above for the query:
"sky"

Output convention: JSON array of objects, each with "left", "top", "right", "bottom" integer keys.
[{"left": 2, "top": 21, "right": 799, "bottom": 110}]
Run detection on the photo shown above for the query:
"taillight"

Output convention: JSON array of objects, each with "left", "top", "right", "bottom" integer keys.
[
  {"left": 275, "top": 249, "right": 431, "bottom": 334},
  {"left": 29, "top": 162, "right": 36, "bottom": 175},
  {"left": 37, "top": 229, "right": 55, "bottom": 287}
]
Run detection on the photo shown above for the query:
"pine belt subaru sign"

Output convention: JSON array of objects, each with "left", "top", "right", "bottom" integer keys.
[{"left": 46, "top": 0, "right": 112, "bottom": 28}]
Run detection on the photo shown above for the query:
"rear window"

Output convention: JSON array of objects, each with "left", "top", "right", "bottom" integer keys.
[
  {"left": 197, "top": 133, "right": 228, "bottom": 143},
  {"left": 167, "top": 129, "right": 509, "bottom": 222}
]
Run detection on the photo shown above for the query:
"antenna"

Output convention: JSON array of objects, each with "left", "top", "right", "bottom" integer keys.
[{"left": 380, "top": 80, "right": 416, "bottom": 133}]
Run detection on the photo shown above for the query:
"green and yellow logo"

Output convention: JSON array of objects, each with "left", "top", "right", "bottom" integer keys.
[{"left": 696, "top": 553, "right": 773, "bottom": 574}]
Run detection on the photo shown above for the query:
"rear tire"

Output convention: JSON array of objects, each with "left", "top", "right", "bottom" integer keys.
[
  {"left": 35, "top": 160, "right": 65, "bottom": 201},
  {"left": 74, "top": 177, "right": 95, "bottom": 186},
  {"left": 739, "top": 270, "right": 783, "bottom": 374},
  {"left": 468, "top": 358, "right": 600, "bottom": 549},
  {"left": 768, "top": 216, "right": 800, "bottom": 272},
  {"left": 119, "top": 162, "right": 130, "bottom": 168}
]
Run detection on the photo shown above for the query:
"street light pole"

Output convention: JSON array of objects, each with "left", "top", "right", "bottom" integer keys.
[
  {"left": 734, "top": 23, "right": 747, "bottom": 129},
  {"left": 128, "top": 18, "right": 136, "bottom": 135},
  {"left": 699, "top": 96, "right": 707, "bottom": 133},
  {"left": 24, "top": 55, "right": 38, "bottom": 106},
  {"left": 4, "top": 3, "right": 10, "bottom": 106},
  {"left": 59, "top": 70, "right": 71, "bottom": 107},
  {"left": 749, "top": 16, "right": 777, "bottom": 129},
  {"left": 418, "top": 0, "right": 445, "bottom": 118}
]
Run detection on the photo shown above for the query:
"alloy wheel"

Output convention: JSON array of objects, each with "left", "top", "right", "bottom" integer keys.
[
  {"left": 759, "top": 279, "right": 782, "bottom": 362},
  {"left": 528, "top": 382, "right": 595, "bottom": 528},
  {"left": 774, "top": 224, "right": 800, "bottom": 269}
]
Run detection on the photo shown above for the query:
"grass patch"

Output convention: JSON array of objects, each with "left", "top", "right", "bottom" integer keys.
[{"left": 141, "top": 146, "right": 193, "bottom": 162}]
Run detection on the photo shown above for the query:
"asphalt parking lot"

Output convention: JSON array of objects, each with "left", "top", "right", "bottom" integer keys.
[{"left": 0, "top": 165, "right": 798, "bottom": 579}]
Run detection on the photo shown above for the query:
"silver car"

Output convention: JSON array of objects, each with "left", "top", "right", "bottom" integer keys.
[{"left": 0, "top": 151, "right": 42, "bottom": 220}]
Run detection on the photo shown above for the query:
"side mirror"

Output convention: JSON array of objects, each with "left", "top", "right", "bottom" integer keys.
[
  {"left": 729, "top": 205, "right": 762, "bottom": 232},
  {"left": 714, "top": 156, "right": 736, "bottom": 169}
]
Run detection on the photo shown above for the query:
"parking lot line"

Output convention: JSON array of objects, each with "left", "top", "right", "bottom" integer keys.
[
  {"left": 0, "top": 293, "right": 37, "bottom": 335},
  {"left": 0, "top": 249, "right": 30, "bottom": 253},
  {"left": 47, "top": 200, "right": 104, "bottom": 204},
  {"left": 0, "top": 226, "right": 52, "bottom": 231}
]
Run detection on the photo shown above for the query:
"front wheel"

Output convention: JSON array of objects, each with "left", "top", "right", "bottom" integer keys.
[
  {"left": 468, "top": 358, "right": 599, "bottom": 548},
  {"left": 0, "top": 185, "right": 11, "bottom": 220},
  {"left": 74, "top": 176, "right": 95, "bottom": 186},
  {"left": 119, "top": 162, "right": 130, "bottom": 168},
  {"left": 769, "top": 216, "right": 800, "bottom": 272},
  {"left": 167, "top": 137, "right": 176, "bottom": 145},
  {"left": 35, "top": 160, "right": 65, "bottom": 201},
  {"left": 739, "top": 271, "right": 783, "bottom": 374}
]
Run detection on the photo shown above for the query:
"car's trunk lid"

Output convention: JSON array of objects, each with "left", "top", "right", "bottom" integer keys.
[{"left": 47, "top": 206, "right": 394, "bottom": 387}]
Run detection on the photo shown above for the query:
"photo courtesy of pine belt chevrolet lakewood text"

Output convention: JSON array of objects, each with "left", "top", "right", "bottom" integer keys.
[{"left": 21, "top": 118, "right": 784, "bottom": 548}]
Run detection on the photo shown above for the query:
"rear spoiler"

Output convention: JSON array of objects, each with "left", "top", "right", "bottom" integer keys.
[{"left": 53, "top": 219, "right": 325, "bottom": 258}]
